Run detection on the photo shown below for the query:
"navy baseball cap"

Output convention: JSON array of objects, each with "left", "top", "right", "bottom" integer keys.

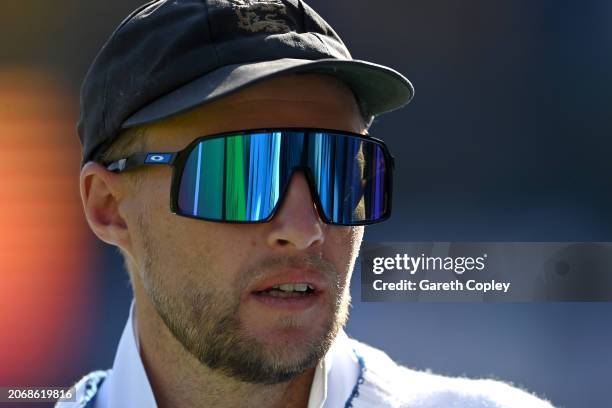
[{"left": 78, "top": 0, "right": 414, "bottom": 166}]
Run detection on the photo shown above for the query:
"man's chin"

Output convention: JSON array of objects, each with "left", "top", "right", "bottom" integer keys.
[
  {"left": 202, "top": 323, "right": 331, "bottom": 385},
  {"left": 242, "top": 308, "right": 335, "bottom": 344},
  {"left": 234, "top": 316, "right": 337, "bottom": 368}
]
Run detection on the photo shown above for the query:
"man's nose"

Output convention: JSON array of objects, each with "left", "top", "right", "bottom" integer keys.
[{"left": 266, "top": 172, "right": 325, "bottom": 250}]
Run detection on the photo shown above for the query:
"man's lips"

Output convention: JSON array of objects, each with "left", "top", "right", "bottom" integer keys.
[
  {"left": 247, "top": 269, "right": 326, "bottom": 312},
  {"left": 248, "top": 269, "right": 326, "bottom": 294}
]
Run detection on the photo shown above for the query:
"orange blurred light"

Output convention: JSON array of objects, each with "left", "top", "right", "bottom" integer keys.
[{"left": 0, "top": 67, "right": 96, "bottom": 385}]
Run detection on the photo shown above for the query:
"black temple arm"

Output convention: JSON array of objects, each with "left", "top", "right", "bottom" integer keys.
[{"left": 106, "top": 152, "right": 176, "bottom": 173}]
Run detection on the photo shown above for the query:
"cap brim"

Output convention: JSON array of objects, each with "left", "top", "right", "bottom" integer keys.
[{"left": 121, "top": 58, "right": 414, "bottom": 129}]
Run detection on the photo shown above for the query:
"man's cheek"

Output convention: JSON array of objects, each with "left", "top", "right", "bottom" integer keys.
[
  {"left": 329, "top": 227, "right": 363, "bottom": 259},
  {"left": 332, "top": 225, "right": 363, "bottom": 246}
]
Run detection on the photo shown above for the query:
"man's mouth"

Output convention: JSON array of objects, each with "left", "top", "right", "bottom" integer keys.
[
  {"left": 247, "top": 270, "right": 326, "bottom": 311},
  {"left": 255, "top": 283, "right": 316, "bottom": 298}
]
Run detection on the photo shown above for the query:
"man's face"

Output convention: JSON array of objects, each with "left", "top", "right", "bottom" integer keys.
[{"left": 122, "top": 74, "right": 366, "bottom": 384}]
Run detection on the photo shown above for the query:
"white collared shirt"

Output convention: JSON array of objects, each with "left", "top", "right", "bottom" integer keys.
[{"left": 94, "top": 300, "right": 359, "bottom": 408}]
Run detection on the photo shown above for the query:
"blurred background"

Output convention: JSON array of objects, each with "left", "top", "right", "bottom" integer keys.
[{"left": 1, "top": 1, "right": 611, "bottom": 407}]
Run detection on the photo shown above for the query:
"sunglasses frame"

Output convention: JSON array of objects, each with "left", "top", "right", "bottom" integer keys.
[{"left": 105, "top": 127, "right": 394, "bottom": 226}]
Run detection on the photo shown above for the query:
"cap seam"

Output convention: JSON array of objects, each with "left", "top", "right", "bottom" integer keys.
[
  {"left": 297, "top": 0, "right": 307, "bottom": 32},
  {"left": 202, "top": 0, "right": 221, "bottom": 66},
  {"left": 116, "top": 0, "right": 162, "bottom": 31},
  {"left": 311, "top": 32, "right": 332, "bottom": 57}
]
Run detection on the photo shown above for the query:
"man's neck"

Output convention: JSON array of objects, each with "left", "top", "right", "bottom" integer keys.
[{"left": 133, "top": 289, "right": 317, "bottom": 408}]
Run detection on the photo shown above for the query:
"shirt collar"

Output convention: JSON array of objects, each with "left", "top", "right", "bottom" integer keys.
[
  {"left": 97, "top": 300, "right": 358, "bottom": 408},
  {"left": 309, "top": 328, "right": 360, "bottom": 408},
  {"left": 95, "top": 300, "right": 157, "bottom": 408}
]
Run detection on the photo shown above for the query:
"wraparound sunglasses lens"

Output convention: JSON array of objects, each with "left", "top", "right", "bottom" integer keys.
[{"left": 175, "top": 130, "right": 391, "bottom": 225}]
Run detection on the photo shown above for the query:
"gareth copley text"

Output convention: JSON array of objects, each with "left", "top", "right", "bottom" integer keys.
[
  {"left": 372, "top": 253, "right": 488, "bottom": 275},
  {"left": 373, "top": 279, "right": 512, "bottom": 293}
]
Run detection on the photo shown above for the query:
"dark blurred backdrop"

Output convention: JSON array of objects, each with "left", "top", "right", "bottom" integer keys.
[{"left": 1, "top": 1, "right": 611, "bottom": 407}]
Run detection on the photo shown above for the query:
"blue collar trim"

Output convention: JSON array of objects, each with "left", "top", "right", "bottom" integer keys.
[{"left": 344, "top": 347, "right": 366, "bottom": 408}]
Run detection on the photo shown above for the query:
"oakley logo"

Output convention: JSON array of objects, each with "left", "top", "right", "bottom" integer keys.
[{"left": 145, "top": 153, "right": 172, "bottom": 164}]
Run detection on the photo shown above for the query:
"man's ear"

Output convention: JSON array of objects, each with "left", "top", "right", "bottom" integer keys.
[{"left": 80, "top": 161, "right": 132, "bottom": 249}]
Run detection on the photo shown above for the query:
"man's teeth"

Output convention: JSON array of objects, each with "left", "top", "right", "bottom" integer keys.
[
  {"left": 270, "top": 283, "right": 314, "bottom": 292},
  {"left": 260, "top": 283, "right": 315, "bottom": 298}
]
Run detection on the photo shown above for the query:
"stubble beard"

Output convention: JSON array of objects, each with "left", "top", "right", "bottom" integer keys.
[{"left": 136, "top": 215, "right": 352, "bottom": 385}]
